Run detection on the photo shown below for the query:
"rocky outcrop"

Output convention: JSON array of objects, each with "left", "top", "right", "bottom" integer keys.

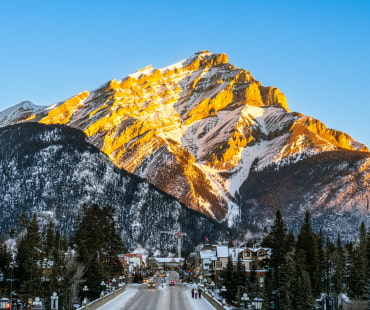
[{"left": 1, "top": 51, "right": 369, "bottom": 240}]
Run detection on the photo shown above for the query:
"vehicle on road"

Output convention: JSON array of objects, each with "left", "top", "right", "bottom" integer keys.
[
  {"left": 169, "top": 280, "right": 176, "bottom": 286},
  {"left": 147, "top": 281, "right": 156, "bottom": 289}
]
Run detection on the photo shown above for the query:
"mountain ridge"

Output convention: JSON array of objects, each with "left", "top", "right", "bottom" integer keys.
[
  {"left": 0, "top": 122, "right": 227, "bottom": 249},
  {"left": 1, "top": 51, "right": 369, "bottom": 240}
]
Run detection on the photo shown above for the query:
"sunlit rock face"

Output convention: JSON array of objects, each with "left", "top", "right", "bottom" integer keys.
[{"left": 2, "top": 51, "right": 369, "bottom": 239}]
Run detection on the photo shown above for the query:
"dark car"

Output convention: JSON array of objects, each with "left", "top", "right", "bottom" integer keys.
[{"left": 169, "top": 280, "right": 176, "bottom": 286}]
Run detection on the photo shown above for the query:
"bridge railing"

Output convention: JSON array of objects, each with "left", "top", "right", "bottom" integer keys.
[
  {"left": 202, "top": 289, "right": 227, "bottom": 310},
  {"left": 77, "top": 286, "right": 126, "bottom": 310}
]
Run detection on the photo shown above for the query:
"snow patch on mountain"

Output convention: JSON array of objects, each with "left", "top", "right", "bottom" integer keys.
[{"left": 0, "top": 101, "right": 46, "bottom": 126}]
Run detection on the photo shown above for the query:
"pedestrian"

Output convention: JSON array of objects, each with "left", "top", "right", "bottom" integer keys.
[
  {"left": 191, "top": 288, "right": 194, "bottom": 298},
  {"left": 198, "top": 288, "right": 202, "bottom": 298},
  {"left": 195, "top": 290, "right": 198, "bottom": 299}
]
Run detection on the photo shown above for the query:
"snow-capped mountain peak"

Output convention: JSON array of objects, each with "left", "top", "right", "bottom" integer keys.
[{"left": 1, "top": 51, "right": 369, "bottom": 240}]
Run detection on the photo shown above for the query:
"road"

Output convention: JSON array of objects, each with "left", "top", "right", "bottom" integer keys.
[
  {"left": 97, "top": 271, "right": 215, "bottom": 310},
  {"left": 123, "top": 271, "right": 190, "bottom": 310}
]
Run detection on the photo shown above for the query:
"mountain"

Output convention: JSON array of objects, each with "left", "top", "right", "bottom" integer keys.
[
  {"left": 1, "top": 51, "right": 369, "bottom": 240},
  {"left": 0, "top": 123, "right": 227, "bottom": 250},
  {"left": 0, "top": 101, "right": 46, "bottom": 127}
]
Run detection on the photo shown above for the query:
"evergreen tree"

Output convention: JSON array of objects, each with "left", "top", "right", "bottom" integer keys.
[
  {"left": 235, "top": 254, "right": 247, "bottom": 292},
  {"left": 73, "top": 204, "right": 125, "bottom": 299},
  {"left": 262, "top": 210, "right": 291, "bottom": 308},
  {"left": 333, "top": 234, "right": 344, "bottom": 295},
  {"left": 221, "top": 255, "right": 236, "bottom": 303},
  {"left": 15, "top": 214, "right": 42, "bottom": 298},
  {"left": 0, "top": 237, "right": 11, "bottom": 296},
  {"left": 43, "top": 220, "right": 55, "bottom": 258},
  {"left": 348, "top": 222, "right": 368, "bottom": 298},
  {"left": 296, "top": 211, "right": 320, "bottom": 297},
  {"left": 292, "top": 249, "right": 314, "bottom": 309}
]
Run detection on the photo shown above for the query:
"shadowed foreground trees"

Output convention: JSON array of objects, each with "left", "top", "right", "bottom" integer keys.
[
  {"left": 0, "top": 203, "right": 125, "bottom": 309},
  {"left": 262, "top": 211, "right": 370, "bottom": 309}
]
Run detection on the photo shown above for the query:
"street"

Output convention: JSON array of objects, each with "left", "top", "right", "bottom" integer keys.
[{"left": 97, "top": 271, "right": 216, "bottom": 310}]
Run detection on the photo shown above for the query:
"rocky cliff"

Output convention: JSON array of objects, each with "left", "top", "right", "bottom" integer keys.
[{"left": 1, "top": 51, "right": 369, "bottom": 240}]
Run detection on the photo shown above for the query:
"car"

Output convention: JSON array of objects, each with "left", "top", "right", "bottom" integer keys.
[
  {"left": 169, "top": 280, "right": 176, "bottom": 286},
  {"left": 147, "top": 281, "right": 156, "bottom": 289}
]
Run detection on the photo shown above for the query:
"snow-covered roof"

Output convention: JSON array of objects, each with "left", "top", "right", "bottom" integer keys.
[{"left": 216, "top": 246, "right": 229, "bottom": 258}]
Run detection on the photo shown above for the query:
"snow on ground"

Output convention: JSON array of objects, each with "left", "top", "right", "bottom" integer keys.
[
  {"left": 96, "top": 284, "right": 141, "bottom": 310},
  {"left": 183, "top": 284, "right": 218, "bottom": 310}
]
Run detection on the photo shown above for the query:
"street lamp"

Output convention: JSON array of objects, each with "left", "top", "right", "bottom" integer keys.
[
  {"left": 241, "top": 293, "right": 249, "bottom": 309},
  {"left": 220, "top": 286, "right": 227, "bottom": 304},
  {"left": 100, "top": 281, "right": 106, "bottom": 296},
  {"left": 203, "top": 278, "right": 207, "bottom": 290},
  {"left": 51, "top": 292, "right": 59, "bottom": 310},
  {"left": 252, "top": 297, "right": 263, "bottom": 310},
  {"left": 82, "top": 285, "right": 89, "bottom": 305},
  {"left": 210, "top": 281, "right": 215, "bottom": 292}
]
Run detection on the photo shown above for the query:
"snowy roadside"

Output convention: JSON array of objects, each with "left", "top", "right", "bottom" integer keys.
[
  {"left": 96, "top": 284, "right": 141, "bottom": 310},
  {"left": 183, "top": 284, "right": 217, "bottom": 310}
]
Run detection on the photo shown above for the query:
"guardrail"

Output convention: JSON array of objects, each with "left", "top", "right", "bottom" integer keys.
[
  {"left": 78, "top": 286, "right": 126, "bottom": 310},
  {"left": 202, "top": 290, "right": 227, "bottom": 310}
]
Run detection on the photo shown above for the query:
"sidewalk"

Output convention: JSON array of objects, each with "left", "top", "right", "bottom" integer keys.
[{"left": 183, "top": 285, "right": 217, "bottom": 310}]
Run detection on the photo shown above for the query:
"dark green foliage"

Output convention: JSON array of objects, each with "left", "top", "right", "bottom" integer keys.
[
  {"left": 348, "top": 222, "right": 368, "bottom": 299},
  {"left": 262, "top": 210, "right": 292, "bottom": 308},
  {"left": 291, "top": 249, "right": 314, "bottom": 310},
  {"left": 73, "top": 204, "right": 125, "bottom": 299},
  {"left": 296, "top": 211, "right": 321, "bottom": 297},
  {"left": 15, "top": 214, "right": 42, "bottom": 297},
  {"left": 221, "top": 256, "right": 236, "bottom": 303},
  {"left": 0, "top": 236, "right": 11, "bottom": 296}
]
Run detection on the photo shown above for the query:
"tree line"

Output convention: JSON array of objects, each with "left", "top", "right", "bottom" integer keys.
[
  {"left": 0, "top": 204, "right": 125, "bottom": 309},
  {"left": 221, "top": 211, "right": 369, "bottom": 309}
]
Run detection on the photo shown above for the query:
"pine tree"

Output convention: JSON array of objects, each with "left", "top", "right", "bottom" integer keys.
[
  {"left": 348, "top": 222, "right": 368, "bottom": 298},
  {"left": 292, "top": 249, "right": 314, "bottom": 309},
  {"left": 73, "top": 204, "right": 125, "bottom": 299},
  {"left": 333, "top": 234, "right": 344, "bottom": 295},
  {"left": 15, "top": 214, "right": 43, "bottom": 298},
  {"left": 0, "top": 237, "right": 11, "bottom": 296},
  {"left": 262, "top": 210, "right": 292, "bottom": 308},
  {"left": 296, "top": 211, "right": 320, "bottom": 297},
  {"left": 235, "top": 254, "right": 247, "bottom": 292},
  {"left": 221, "top": 255, "right": 236, "bottom": 303},
  {"left": 43, "top": 220, "right": 55, "bottom": 258}
]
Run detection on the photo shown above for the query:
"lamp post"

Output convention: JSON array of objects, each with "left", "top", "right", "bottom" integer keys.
[
  {"left": 241, "top": 293, "right": 249, "bottom": 309},
  {"left": 252, "top": 297, "right": 263, "bottom": 310},
  {"left": 210, "top": 281, "right": 215, "bottom": 293},
  {"left": 51, "top": 292, "right": 59, "bottom": 310},
  {"left": 82, "top": 285, "right": 88, "bottom": 305},
  {"left": 100, "top": 281, "right": 106, "bottom": 297},
  {"left": 220, "top": 286, "right": 227, "bottom": 305}
]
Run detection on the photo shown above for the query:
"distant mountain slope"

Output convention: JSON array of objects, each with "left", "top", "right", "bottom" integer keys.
[
  {"left": 0, "top": 123, "right": 227, "bottom": 250},
  {"left": 0, "top": 101, "right": 46, "bottom": 127},
  {"left": 240, "top": 150, "right": 370, "bottom": 239},
  {"left": 1, "top": 51, "right": 369, "bottom": 240}
]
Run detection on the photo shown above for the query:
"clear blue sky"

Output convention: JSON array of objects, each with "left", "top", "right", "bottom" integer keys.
[{"left": 1, "top": 0, "right": 369, "bottom": 146}]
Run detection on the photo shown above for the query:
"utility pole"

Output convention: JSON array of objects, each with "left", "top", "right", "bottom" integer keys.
[{"left": 159, "top": 227, "right": 187, "bottom": 258}]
